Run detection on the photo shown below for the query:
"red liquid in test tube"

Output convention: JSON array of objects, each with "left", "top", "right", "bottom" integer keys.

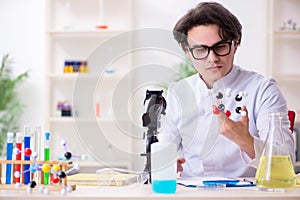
[{"left": 15, "top": 132, "right": 23, "bottom": 183}]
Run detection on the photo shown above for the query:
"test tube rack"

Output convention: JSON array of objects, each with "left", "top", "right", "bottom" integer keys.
[{"left": 0, "top": 160, "right": 76, "bottom": 191}]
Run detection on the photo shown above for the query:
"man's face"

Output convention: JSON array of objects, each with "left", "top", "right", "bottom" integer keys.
[{"left": 186, "top": 24, "right": 237, "bottom": 88}]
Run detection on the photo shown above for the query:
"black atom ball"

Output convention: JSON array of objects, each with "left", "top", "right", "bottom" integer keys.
[
  {"left": 30, "top": 180, "right": 37, "bottom": 188},
  {"left": 64, "top": 152, "right": 72, "bottom": 160},
  {"left": 235, "top": 94, "right": 242, "bottom": 102},
  {"left": 235, "top": 106, "right": 242, "bottom": 114},
  {"left": 58, "top": 171, "right": 67, "bottom": 179},
  {"left": 216, "top": 92, "right": 223, "bottom": 99},
  {"left": 218, "top": 104, "right": 225, "bottom": 111}
]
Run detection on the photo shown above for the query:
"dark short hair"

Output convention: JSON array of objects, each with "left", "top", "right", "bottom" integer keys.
[{"left": 173, "top": 2, "right": 242, "bottom": 51}]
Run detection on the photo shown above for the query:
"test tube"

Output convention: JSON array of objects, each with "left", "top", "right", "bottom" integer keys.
[
  {"left": 15, "top": 132, "right": 23, "bottom": 183},
  {"left": 44, "top": 132, "right": 51, "bottom": 185},
  {"left": 33, "top": 126, "right": 42, "bottom": 182},
  {"left": 5, "top": 132, "right": 14, "bottom": 184},
  {"left": 34, "top": 126, "right": 42, "bottom": 157},
  {"left": 24, "top": 125, "right": 31, "bottom": 184}
]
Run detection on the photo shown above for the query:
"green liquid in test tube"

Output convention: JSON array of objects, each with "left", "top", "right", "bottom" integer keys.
[{"left": 44, "top": 132, "right": 50, "bottom": 185}]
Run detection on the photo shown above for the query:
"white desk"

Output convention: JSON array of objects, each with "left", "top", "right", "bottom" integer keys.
[{"left": 0, "top": 185, "right": 300, "bottom": 200}]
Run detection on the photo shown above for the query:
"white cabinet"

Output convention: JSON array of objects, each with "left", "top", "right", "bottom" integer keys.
[
  {"left": 268, "top": 0, "right": 300, "bottom": 170},
  {"left": 45, "top": 0, "right": 133, "bottom": 170},
  {"left": 268, "top": 0, "right": 300, "bottom": 119}
]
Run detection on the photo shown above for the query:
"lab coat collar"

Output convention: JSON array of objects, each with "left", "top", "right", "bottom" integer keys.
[
  {"left": 213, "top": 65, "right": 239, "bottom": 89},
  {"left": 198, "top": 65, "right": 239, "bottom": 94}
]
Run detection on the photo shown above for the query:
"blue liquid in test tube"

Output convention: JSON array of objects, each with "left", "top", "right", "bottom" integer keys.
[
  {"left": 24, "top": 125, "right": 31, "bottom": 184},
  {"left": 6, "top": 132, "right": 14, "bottom": 184}
]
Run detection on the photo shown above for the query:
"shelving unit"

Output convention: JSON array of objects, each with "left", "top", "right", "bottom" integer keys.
[
  {"left": 45, "top": 0, "right": 133, "bottom": 170},
  {"left": 268, "top": 0, "right": 300, "bottom": 116},
  {"left": 268, "top": 0, "right": 300, "bottom": 171}
]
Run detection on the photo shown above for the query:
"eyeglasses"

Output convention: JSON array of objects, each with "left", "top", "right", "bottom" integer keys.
[{"left": 188, "top": 41, "right": 232, "bottom": 60}]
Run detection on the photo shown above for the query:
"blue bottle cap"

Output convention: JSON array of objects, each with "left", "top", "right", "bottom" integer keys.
[{"left": 45, "top": 132, "right": 51, "bottom": 140}]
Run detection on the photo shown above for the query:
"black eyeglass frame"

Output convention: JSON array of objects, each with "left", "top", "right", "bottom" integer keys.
[{"left": 188, "top": 40, "right": 233, "bottom": 60}]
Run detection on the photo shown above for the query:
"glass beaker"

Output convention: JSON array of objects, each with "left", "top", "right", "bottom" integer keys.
[{"left": 255, "top": 112, "right": 296, "bottom": 188}]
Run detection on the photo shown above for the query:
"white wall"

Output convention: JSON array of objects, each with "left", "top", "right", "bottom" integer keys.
[
  {"left": 132, "top": 0, "right": 268, "bottom": 75},
  {"left": 0, "top": 0, "right": 46, "bottom": 130}
]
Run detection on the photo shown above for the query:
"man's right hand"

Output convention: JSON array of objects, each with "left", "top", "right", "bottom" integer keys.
[{"left": 177, "top": 157, "right": 186, "bottom": 172}]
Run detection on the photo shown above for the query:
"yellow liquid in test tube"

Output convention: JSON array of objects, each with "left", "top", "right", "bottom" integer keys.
[{"left": 255, "top": 155, "right": 296, "bottom": 188}]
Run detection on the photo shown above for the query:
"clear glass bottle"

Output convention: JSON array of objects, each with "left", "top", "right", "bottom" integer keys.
[
  {"left": 63, "top": 0, "right": 73, "bottom": 30},
  {"left": 255, "top": 112, "right": 296, "bottom": 188}
]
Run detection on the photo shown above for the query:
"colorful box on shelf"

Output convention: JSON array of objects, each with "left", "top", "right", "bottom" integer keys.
[
  {"left": 64, "top": 60, "right": 89, "bottom": 73},
  {"left": 57, "top": 101, "right": 72, "bottom": 117}
]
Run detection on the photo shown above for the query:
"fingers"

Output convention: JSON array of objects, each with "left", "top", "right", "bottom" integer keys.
[
  {"left": 177, "top": 157, "right": 185, "bottom": 172},
  {"left": 216, "top": 105, "right": 248, "bottom": 120},
  {"left": 240, "top": 105, "right": 249, "bottom": 123},
  {"left": 217, "top": 106, "right": 249, "bottom": 137},
  {"left": 178, "top": 157, "right": 185, "bottom": 164},
  {"left": 217, "top": 109, "right": 231, "bottom": 134}
]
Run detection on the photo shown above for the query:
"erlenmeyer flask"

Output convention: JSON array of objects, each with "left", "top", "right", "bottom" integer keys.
[{"left": 255, "top": 112, "right": 296, "bottom": 188}]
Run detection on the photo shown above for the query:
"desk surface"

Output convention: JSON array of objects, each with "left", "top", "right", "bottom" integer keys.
[{"left": 0, "top": 185, "right": 300, "bottom": 200}]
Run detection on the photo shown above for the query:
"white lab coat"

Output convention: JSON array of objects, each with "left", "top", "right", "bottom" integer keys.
[{"left": 161, "top": 65, "right": 295, "bottom": 178}]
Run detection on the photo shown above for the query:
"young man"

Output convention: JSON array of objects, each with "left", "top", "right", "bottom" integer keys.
[{"left": 162, "top": 2, "right": 295, "bottom": 178}]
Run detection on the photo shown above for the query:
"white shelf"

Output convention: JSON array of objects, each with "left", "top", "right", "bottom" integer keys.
[
  {"left": 46, "top": 0, "right": 133, "bottom": 169},
  {"left": 49, "top": 117, "right": 123, "bottom": 123},
  {"left": 49, "top": 117, "right": 74, "bottom": 123},
  {"left": 269, "top": 0, "right": 300, "bottom": 165},
  {"left": 273, "top": 74, "right": 300, "bottom": 81},
  {"left": 268, "top": 0, "right": 300, "bottom": 111},
  {"left": 274, "top": 30, "right": 300, "bottom": 35},
  {"left": 48, "top": 29, "right": 128, "bottom": 37},
  {"left": 49, "top": 73, "right": 84, "bottom": 81},
  {"left": 49, "top": 73, "right": 126, "bottom": 81}
]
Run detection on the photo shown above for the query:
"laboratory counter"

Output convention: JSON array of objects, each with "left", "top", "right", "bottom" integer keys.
[{"left": 0, "top": 184, "right": 300, "bottom": 200}]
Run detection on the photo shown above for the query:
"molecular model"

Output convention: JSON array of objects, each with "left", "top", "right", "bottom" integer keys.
[
  {"left": 280, "top": 19, "right": 298, "bottom": 31},
  {"left": 60, "top": 140, "right": 87, "bottom": 161},
  {"left": 212, "top": 88, "right": 248, "bottom": 117},
  {"left": 12, "top": 140, "right": 86, "bottom": 195}
]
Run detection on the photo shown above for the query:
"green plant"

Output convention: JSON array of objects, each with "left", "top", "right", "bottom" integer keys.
[
  {"left": 160, "top": 58, "right": 198, "bottom": 92},
  {"left": 176, "top": 59, "right": 197, "bottom": 81},
  {"left": 0, "top": 54, "right": 28, "bottom": 155}
]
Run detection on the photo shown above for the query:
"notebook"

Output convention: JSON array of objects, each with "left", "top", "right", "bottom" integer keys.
[{"left": 68, "top": 173, "right": 138, "bottom": 186}]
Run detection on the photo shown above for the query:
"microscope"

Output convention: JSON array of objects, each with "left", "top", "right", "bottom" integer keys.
[{"left": 140, "top": 90, "right": 167, "bottom": 183}]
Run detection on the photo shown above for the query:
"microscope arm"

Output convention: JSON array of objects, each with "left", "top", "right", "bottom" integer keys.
[{"left": 141, "top": 90, "right": 166, "bottom": 182}]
